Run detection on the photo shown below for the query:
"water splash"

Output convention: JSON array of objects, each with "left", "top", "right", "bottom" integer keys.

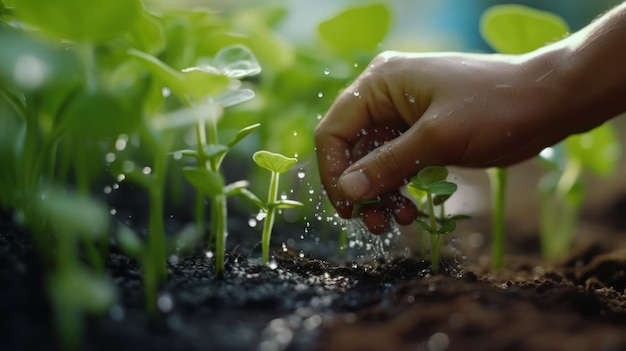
[{"left": 340, "top": 217, "right": 402, "bottom": 262}]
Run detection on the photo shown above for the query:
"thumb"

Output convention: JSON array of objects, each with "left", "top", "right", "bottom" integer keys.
[{"left": 337, "top": 121, "right": 440, "bottom": 201}]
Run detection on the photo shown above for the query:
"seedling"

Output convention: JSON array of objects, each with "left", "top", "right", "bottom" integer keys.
[
  {"left": 252, "top": 150, "right": 303, "bottom": 265},
  {"left": 538, "top": 124, "right": 620, "bottom": 259},
  {"left": 130, "top": 45, "right": 262, "bottom": 277},
  {"left": 407, "top": 166, "right": 465, "bottom": 273}
]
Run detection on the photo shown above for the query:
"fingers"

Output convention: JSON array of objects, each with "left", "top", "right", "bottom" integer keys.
[
  {"left": 356, "top": 193, "right": 419, "bottom": 234},
  {"left": 314, "top": 80, "right": 381, "bottom": 218}
]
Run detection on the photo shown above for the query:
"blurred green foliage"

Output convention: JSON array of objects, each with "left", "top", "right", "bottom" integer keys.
[{"left": 0, "top": 1, "right": 391, "bottom": 349}]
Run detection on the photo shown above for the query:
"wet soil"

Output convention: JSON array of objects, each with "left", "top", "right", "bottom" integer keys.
[{"left": 2, "top": 164, "right": 626, "bottom": 351}]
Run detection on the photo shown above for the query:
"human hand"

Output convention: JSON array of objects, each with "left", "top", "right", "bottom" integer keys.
[{"left": 315, "top": 49, "right": 579, "bottom": 233}]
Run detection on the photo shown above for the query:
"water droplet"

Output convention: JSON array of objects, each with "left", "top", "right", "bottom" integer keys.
[
  {"left": 117, "top": 174, "right": 125, "bottom": 182},
  {"left": 316, "top": 113, "right": 322, "bottom": 120},
  {"left": 110, "top": 208, "right": 117, "bottom": 215},
  {"left": 157, "top": 294, "right": 174, "bottom": 313},
  {"left": 248, "top": 217, "right": 257, "bottom": 228},
  {"left": 13, "top": 55, "right": 46, "bottom": 90},
  {"left": 292, "top": 130, "right": 298, "bottom": 136},
  {"left": 297, "top": 169, "right": 306, "bottom": 179},
  {"left": 405, "top": 93, "right": 416, "bottom": 103},
  {"left": 268, "top": 257, "right": 278, "bottom": 270},
  {"left": 353, "top": 63, "right": 359, "bottom": 68},
  {"left": 317, "top": 91, "right": 324, "bottom": 98},
  {"left": 142, "top": 166, "right": 152, "bottom": 175},
  {"left": 103, "top": 186, "right": 112, "bottom": 194},
  {"left": 161, "top": 87, "right": 171, "bottom": 97},
  {"left": 352, "top": 89, "right": 361, "bottom": 98},
  {"left": 280, "top": 192, "right": 288, "bottom": 200},
  {"left": 299, "top": 250, "right": 305, "bottom": 258},
  {"left": 281, "top": 242, "right": 288, "bottom": 252},
  {"left": 115, "top": 135, "right": 128, "bottom": 151},
  {"left": 323, "top": 68, "right": 330, "bottom": 75},
  {"left": 105, "top": 152, "right": 116, "bottom": 163},
  {"left": 205, "top": 251, "right": 214, "bottom": 259}
]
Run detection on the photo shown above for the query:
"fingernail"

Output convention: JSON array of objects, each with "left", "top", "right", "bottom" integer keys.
[{"left": 339, "top": 171, "right": 370, "bottom": 200}]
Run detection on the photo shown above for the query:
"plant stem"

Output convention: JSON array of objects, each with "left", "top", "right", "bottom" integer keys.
[
  {"left": 488, "top": 167, "right": 507, "bottom": 271},
  {"left": 195, "top": 119, "right": 208, "bottom": 242},
  {"left": 425, "top": 191, "right": 440, "bottom": 273},
  {"left": 262, "top": 171, "right": 280, "bottom": 265},
  {"left": 148, "top": 149, "right": 168, "bottom": 281},
  {"left": 213, "top": 193, "right": 227, "bottom": 276}
]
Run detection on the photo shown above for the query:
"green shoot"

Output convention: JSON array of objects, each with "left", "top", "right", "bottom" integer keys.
[
  {"left": 538, "top": 123, "right": 620, "bottom": 259},
  {"left": 487, "top": 167, "right": 507, "bottom": 271},
  {"left": 407, "top": 166, "right": 462, "bottom": 274},
  {"left": 252, "top": 150, "right": 303, "bottom": 265}
]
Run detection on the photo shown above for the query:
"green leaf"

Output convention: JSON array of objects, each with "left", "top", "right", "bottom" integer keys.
[
  {"left": 0, "top": 28, "right": 82, "bottom": 92},
  {"left": 37, "top": 187, "right": 109, "bottom": 239},
  {"left": 128, "top": 10, "right": 166, "bottom": 55},
  {"left": 449, "top": 214, "right": 471, "bottom": 221},
  {"left": 179, "top": 66, "right": 232, "bottom": 100},
  {"left": 15, "top": 0, "right": 142, "bottom": 42},
  {"left": 234, "top": 188, "right": 266, "bottom": 210},
  {"left": 318, "top": 3, "right": 391, "bottom": 55},
  {"left": 410, "top": 166, "right": 450, "bottom": 191},
  {"left": 62, "top": 89, "right": 140, "bottom": 139},
  {"left": 227, "top": 123, "right": 260, "bottom": 148},
  {"left": 437, "top": 219, "right": 456, "bottom": 235},
  {"left": 253, "top": 150, "right": 298, "bottom": 174},
  {"left": 50, "top": 267, "right": 115, "bottom": 314},
  {"left": 564, "top": 123, "right": 620, "bottom": 177},
  {"left": 213, "top": 45, "right": 261, "bottom": 78},
  {"left": 204, "top": 144, "right": 230, "bottom": 159},
  {"left": 117, "top": 225, "right": 144, "bottom": 258},
  {"left": 272, "top": 199, "right": 304, "bottom": 209},
  {"left": 414, "top": 219, "right": 434, "bottom": 234},
  {"left": 182, "top": 166, "right": 224, "bottom": 196},
  {"left": 128, "top": 49, "right": 185, "bottom": 92},
  {"left": 429, "top": 181, "right": 457, "bottom": 197},
  {"left": 173, "top": 149, "right": 198, "bottom": 159},
  {"left": 480, "top": 4, "right": 569, "bottom": 54}
]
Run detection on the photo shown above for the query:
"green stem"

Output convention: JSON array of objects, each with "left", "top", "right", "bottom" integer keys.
[
  {"left": 148, "top": 150, "right": 168, "bottom": 281},
  {"left": 488, "top": 167, "right": 507, "bottom": 271},
  {"left": 262, "top": 171, "right": 280, "bottom": 265},
  {"left": 213, "top": 193, "right": 227, "bottom": 276},
  {"left": 195, "top": 119, "right": 208, "bottom": 242},
  {"left": 426, "top": 191, "right": 440, "bottom": 273}
]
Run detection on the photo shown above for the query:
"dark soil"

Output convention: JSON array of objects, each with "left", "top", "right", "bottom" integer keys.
[{"left": 2, "top": 170, "right": 626, "bottom": 351}]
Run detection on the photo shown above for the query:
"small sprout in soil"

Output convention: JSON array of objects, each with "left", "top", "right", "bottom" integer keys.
[
  {"left": 407, "top": 166, "right": 467, "bottom": 274},
  {"left": 252, "top": 150, "right": 304, "bottom": 265}
]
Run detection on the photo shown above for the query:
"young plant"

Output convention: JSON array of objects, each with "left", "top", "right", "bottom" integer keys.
[
  {"left": 252, "top": 150, "right": 303, "bottom": 265},
  {"left": 129, "top": 45, "right": 262, "bottom": 277},
  {"left": 538, "top": 123, "right": 620, "bottom": 259},
  {"left": 407, "top": 166, "right": 464, "bottom": 274}
]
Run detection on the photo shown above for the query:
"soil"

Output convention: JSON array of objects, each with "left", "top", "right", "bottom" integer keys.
[{"left": 1, "top": 162, "right": 626, "bottom": 351}]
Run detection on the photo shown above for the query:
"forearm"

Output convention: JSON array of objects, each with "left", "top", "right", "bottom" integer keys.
[{"left": 550, "top": 1, "right": 626, "bottom": 132}]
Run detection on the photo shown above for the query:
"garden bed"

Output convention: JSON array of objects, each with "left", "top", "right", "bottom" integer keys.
[{"left": 2, "top": 178, "right": 626, "bottom": 351}]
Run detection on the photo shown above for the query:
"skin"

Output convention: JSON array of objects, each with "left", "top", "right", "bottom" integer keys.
[{"left": 315, "top": 1, "right": 626, "bottom": 234}]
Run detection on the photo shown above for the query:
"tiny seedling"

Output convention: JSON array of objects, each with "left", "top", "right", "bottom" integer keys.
[
  {"left": 407, "top": 166, "right": 465, "bottom": 274},
  {"left": 252, "top": 150, "right": 303, "bottom": 265}
]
